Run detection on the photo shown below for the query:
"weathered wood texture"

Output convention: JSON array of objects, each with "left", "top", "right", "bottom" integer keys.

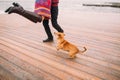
[{"left": 0, "top": 14, "right": 120, "bottom": 80}]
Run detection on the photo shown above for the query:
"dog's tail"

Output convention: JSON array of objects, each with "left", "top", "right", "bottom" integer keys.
[{"left": 81, "top": 47, "right": 87, "bottom": 53}]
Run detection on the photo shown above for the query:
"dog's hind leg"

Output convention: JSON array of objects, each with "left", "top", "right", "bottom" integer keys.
[{"left": 69, "top": 52, "right": 76, "bottom": 58}]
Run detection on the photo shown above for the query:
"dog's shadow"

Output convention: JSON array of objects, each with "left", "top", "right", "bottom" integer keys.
[{"left": 56, "top": 51, "right": 76, "bottom": 60}]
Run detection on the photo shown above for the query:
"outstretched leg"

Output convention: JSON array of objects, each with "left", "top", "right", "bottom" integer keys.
[{"left": 5, "top": 2, "right": 42, "bottom": 23}]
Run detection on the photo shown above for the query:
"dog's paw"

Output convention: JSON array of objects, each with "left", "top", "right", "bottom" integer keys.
[
  {"left": 56, "top": 48, "right": 59, "bottom": 51},
  {"left": 68, "top": 55, "right": 76, "bottom": 59},
  {"left": 56, "top": 47, "right": 60, "bottom": 51}
]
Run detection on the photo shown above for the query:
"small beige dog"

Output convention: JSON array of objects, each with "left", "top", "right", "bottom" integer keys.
[{"left": 54, "top": 32, "right": 87, "bottom": 58}]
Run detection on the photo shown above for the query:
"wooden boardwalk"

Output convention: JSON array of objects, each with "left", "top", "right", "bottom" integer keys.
[{"left": 0, "top": 14, "right": 120, "bottom": 80}]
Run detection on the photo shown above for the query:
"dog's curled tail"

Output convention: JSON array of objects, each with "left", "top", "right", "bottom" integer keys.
[{"left": 81, "top": 47, "right": 87, "bottom": 53}]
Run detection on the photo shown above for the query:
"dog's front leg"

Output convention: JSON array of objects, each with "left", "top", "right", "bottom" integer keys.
[
  {"left": 57, "top": 46, "right": 60, "bottom": 51},
  {"left": 57, "top": 44, "right": 60, "bottom": 51},
  {"left": 57, "top": 44, "right": 63, "bottom": 51}
]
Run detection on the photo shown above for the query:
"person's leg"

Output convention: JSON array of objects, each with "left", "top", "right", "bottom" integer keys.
[
  {"left": 43, "top": 19, "right": 53, "bottom": 42},
  {"left": 5, "top": 2, "right": 42, "bottom": 23},
  {"left": 51, "top": 6, "right": 64, "bottom": 32}
]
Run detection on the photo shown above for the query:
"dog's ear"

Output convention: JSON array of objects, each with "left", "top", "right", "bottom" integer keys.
[
  {"left": 54, "top": 32, "right": 57, "bottom": 34},
  {"left": 61, "top": 33, "right": 65, "bottom": 36},
  {"left": 58, "top": 34, "right": 61, "bottom": 36}
]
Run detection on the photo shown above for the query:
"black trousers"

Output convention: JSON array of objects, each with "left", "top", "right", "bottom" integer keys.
[{"left": 43, "top": 6, "right": 64, "bottom": 39}]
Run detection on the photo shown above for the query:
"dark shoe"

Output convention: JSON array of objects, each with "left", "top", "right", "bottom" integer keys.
[
  {"left": 12, "top": 2, "right": 20, "bottom": 7},
  {"left": 43, "top": 38, "right": 53, "bottom": 42},
  {"left": 5, "top": 6, "right": 12, "bottom": 13},
  {"left": 8, "top": 6, "right": 24, "bottom": 14}
]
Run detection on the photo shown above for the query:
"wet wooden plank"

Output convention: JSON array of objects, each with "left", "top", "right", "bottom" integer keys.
[
  {"left": 0, "top": 14, "right": 120, "bottom": 80},
  {"left": 0, "top": 36, "right": 101, "bottom": 80},
  {"left": 0, "top": 36, "right": 119, "bottom": 79}
]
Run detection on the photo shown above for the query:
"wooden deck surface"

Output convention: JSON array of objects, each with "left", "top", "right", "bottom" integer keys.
[{"left": 0, "top": 13, "right": 120, "bottom": 80}]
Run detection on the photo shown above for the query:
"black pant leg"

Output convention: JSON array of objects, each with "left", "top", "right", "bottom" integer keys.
[
  {"left": 51, "top": 6, "right": 64, "bottom": 32},
  {"left": 43, "top": 19, "right": 53, "bottom": 39}
]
